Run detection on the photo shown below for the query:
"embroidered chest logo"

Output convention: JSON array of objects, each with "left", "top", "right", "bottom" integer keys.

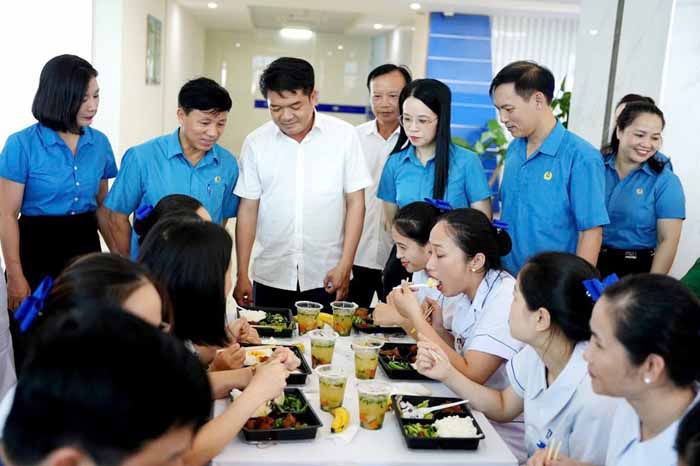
[
  {"left": 214, "top": 175, "right": 222, "bottom": 183},
  {"left": 543, "top": 171, "right": 553, "bottom": 181},
  {"left": 635, "top": 187, "right": 644, "bottom": 195}
]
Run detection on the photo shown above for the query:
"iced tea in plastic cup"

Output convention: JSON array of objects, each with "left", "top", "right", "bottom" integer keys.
[
  {"left": 295, "top": 301, "right": 323, "bottom": 335},
  {"left": 358, "top": 380, "right": 392, "bottom": 429},
  {"left": 331, "top": 301, "right": 357, "bottom": 336},
  {"left": 317, "top": 365, "right": 348, "bottom": 412},
  {"left": 308, "top": 328, "right": 338, "bottom": 368},
  {"left": 352, "top": 337, "right": 384, "bottom": 379}
]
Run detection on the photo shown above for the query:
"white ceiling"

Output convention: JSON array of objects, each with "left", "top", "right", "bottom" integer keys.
[{"left": 178, "top": 0, "right": 581, "bottom": 35}]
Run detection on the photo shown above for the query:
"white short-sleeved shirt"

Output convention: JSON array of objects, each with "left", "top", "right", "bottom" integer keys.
[
  {"left": 411, "top": 270, "right": 460, "bottom": 330},
  {"left": 0, "top": 384, "right": 15, "bottom": 438},
  {"left": 0, "top": 273, "right": 15, "bottom": 400},
  {"left": 507, "top": 342, "right": 620, "bottom": 464},
  {"left": 451, "top": 270, "right": 526, "bottom": 463},
  {"left": 354, "top": 120, "right": 399, "bottom": 271},
  {"left": 234, "top": 112, "right": 372, "bottom": 291},
  {"left": 606, "top": 389, "right": 700, "bottom": 466}
]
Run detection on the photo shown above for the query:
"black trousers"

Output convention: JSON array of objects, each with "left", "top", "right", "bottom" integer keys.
[
  {"left": 381, "top": 245, "right": 411, "bottom": 301},
  {"left": 597, "top": 247, "right": 655, "bottom": 278},
  {"left": 348, "top": 265, "right": 383, "bottom": 308},
  {"left": 253, "top": 281, "right": 335, "bottom": 313},
  {"left": 10, "top": 211, "right": 101, "bottom": 372}
]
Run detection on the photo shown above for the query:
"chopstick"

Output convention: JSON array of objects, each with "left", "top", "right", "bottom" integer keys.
[{"left": 545, "top": 439, "right": 562, "bottom": 462}]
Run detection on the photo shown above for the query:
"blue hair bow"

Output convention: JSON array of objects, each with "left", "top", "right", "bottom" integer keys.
[
  {"left": 135, "top": 204, "right": 154, "bottom": 221},
  {"left": 583, "top": 274, "right": 620, "bottom": 302},
  {"left": 424, "top": 198, "right": 453, "bottom": 212},
  {"left": 14, "top": 276, "right": 53, "bottom": 333},
  {"left": 492, "top": 220, "right": 509, "bottom": 231}
]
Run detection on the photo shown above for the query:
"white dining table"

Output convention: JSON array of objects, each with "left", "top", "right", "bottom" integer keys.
[{"left": 212, "top": 331, "right": 518, "bottom": 466}]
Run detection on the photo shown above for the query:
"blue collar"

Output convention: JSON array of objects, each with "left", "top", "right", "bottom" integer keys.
[
  {"left": 537, "top": 120, "right": 566, "bottom": 157},
  {"left": 605, "top": 153, "right": 658, "bottom": 176},
  {"left": 37, "top": 123, "right": 94, "bottom": 149},
  {"left": 399, "top": 144, "right": 439, "bottom": 167},
  {"left": 166, "top": 128, "right": 219, "bottom": 165}
]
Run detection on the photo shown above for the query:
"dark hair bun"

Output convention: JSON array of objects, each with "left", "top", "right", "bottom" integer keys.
[{"left": 494, "top": 227, "right": 512, "bottom": 257}]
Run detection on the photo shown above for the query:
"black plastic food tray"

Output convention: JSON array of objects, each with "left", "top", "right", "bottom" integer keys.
[
  {"left": 378, "top": 342, "right": 430, "bottom": 381},
  {"left": 392, "top": 395, "right": 485, "bottom": 450},
  {"left": 242, "top": 344, "right": 311, "bottom": 385},
  {"left": 242, "top": 305, "right": 294, "bottom": 338},
  {"left": 241, "top": 388, "right": 323, "bottom": 442},
  {"left": 353, "top": 309, "right": 406, "bottom": 335}
]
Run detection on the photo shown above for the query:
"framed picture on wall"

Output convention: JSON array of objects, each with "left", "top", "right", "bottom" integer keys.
[{"left": 146, "top": 14, "right": 162, "bottom": 85}]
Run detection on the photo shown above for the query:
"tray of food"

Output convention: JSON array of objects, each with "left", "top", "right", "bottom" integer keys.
[
  {"left": 242, "top": 344, "right": 311, "bottom": 385},
  {"left": 378, "top": 343, "right": 430, "bottom": 381},
  {"left": 352, "top": 307, "right": 406, "bottom": 335},
  {"left": 231, "top": 388, "right": 323, "bottom": 442},
  {"left": 238, "top": 306, "right": 294, "bottom": 338},
  {"left": 392, "top": 395, "right": 485, "bottom": 450}
]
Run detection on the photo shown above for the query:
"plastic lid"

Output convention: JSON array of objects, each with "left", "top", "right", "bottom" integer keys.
[
  {"left": 295, "top": 300, "right": 324, "bottom": 310},
  {"left": 357, "top": 380, "right": 392, "bottom": 396},
  {"left": 315, "top": 364, "right": 347, "bottom": 379}
]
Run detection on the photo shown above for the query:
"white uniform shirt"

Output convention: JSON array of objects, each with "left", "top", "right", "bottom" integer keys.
[
  {"left": 0, "top": 385, "right": 15, "bottom": 439},
  {"left": 354, "top": 120, "right": 399, "bottom": 270},
  {"left": 451, "top": 269, "right": 526, "bottom": 463},
  {"left": 0, "top": 273, "right": 15, "bottom": 400},
  {"left": 606, "top": 389, "right": 700, "bottom": 466},
  {"left": 507, "top": 342, "right": 620, "bottom": 464},
  {"left": 234, "top": 112, "right": 372, "bottom": 291}
]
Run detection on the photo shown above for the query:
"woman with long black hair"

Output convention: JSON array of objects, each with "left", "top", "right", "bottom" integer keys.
[{"left": 377, "top": 78, "right": 491, "bottom": 294}]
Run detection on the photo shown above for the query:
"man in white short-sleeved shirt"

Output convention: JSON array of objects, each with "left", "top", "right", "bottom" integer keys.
[
  {"left": 349, "top": 64, "right": 411, "bottom": 307},
  {"left": 234, "top": 57, "right": 372, "bottom": 311}
]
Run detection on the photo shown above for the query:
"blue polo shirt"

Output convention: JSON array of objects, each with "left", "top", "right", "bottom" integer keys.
[
  {"left": 377, "top": 143, "right": 491, "bottom": 208},
  {"left": 602, "top": 153, "right": 685, "bottom": 249},
  {"left": 500, "top": 121, "right": 609, "bottom": 274},
  {"left": 0, "top": 123, "right": 117, "bottom": 216},
  {"left": 104, "top": 128, "right": 240, "bottom": 258}
]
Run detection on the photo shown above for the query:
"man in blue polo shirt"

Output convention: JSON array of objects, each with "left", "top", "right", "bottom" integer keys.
[
  {"left": 105, "top": 78, "right": 239, "bottom": 257},
  {"left": 491, "top": 61, "right": 609, "bottom": 273}
]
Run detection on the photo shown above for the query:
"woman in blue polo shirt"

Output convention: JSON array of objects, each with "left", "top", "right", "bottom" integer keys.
[
  {"left": 598, "top": 101, "right": 685, "bottom": 277},
  {"left": 0, "top": 56, "right": 116, "bottom": 334},
  {"left": 378, "top": 78, "right": 492, "bottom": 294}
]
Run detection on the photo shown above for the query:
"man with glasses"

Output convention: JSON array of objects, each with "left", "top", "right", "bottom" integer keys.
[
  {"left": 233, "top": 57, "right": 371, "bottom": 311},
  {"left": 349, "top": 64, "right": 411, "bottom": 307}
]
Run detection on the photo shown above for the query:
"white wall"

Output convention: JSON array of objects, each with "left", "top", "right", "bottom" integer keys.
[
  {"left": 162, "top": 0, "right": 206, "bottom": 131},
  {"left": 491, "top": 14, "right": 578, "bottom": 90},
  {"left": 0, "top": 0, "right": 93, "bottom": 148},
  {"left": 661, "top": 0, "right": 700, "bottom": 277},
  {"left": 204, "top": 29, "right": 372, "bottom": 155}
]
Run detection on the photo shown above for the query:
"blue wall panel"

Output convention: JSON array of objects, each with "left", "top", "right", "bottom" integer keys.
[{"left": 427, "top": 12, "right": 499, "bottom": 210}]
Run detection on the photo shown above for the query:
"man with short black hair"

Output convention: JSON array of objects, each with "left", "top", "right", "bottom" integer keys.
[
  {"left": 1, "top": 306, "right": 211, "bottom": 466},
  {"left": 105, "top": 77, "right": 239, "bottom": 257},
  {"left": 233, "top": 57, "right": 371, "bottom": 310},
  {"left": 349, "top": 64, "right": 411, "bottom": 306},
  {"left": 491, "top": 61, "right": 609, "bottom": 273}
]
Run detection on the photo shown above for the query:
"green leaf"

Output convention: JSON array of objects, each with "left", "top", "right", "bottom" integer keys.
[
  {"left": 451, "top": 136, "right": 471, "bottom": 149},
  {"left": 474, "top": 141, "right": 485, "bottom": 153}
]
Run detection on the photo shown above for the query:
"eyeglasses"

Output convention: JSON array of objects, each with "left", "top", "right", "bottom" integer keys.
[{"left": 399, "top": 115, "right": 438, "bottom": 129}]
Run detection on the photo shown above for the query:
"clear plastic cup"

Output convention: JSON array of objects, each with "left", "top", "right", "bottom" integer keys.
[
  {"left": 357, "top": 380, "right": 392, "bottom": 429},
  {"left": 295, "top": 301, "right": 323, "bottom": 335},
  {"left": 316, "top": 364, "right": 348, "bottom": 412},
  {"left": 331, "top": 301, "right": 357, "bottom": 336},
  {"left": 308, "top": 328, "right": 338, "bottom": 368},
  {"left": 351, "top": 337, "right": 384, "bottom": 379}
]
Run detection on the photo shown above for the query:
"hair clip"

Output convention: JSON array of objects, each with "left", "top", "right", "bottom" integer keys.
[
  {"left": 135, "top": 204, "right": 154, "bottom": 221},
  {"left": 583, "top": 274, "right": 620, "bottom": 302},
  {"left": 14, "top": 276, "right": 54, "bottom": 333},
  {"left": 492, "top": 220, "right": 509, "bottom": 231},
  {"left": 424, "top": 198, "right": 453, "bottom": 212}
]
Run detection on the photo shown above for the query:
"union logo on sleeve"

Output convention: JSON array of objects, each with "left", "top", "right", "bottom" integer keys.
[{"left": 543, "top": 171, "right": 553, "bottom": 181}]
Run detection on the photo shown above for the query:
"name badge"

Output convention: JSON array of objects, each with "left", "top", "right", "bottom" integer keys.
[{"left": 543, "top": 171, "right": 553, "bottom": 181}]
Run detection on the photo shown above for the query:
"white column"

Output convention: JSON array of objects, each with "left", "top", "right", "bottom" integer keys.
[
  {"left": 569, "top": 0, "right": 675, "bottom": 148},
  {"left": 661, "top": 0, "right": 700, "bottom": 277}
]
